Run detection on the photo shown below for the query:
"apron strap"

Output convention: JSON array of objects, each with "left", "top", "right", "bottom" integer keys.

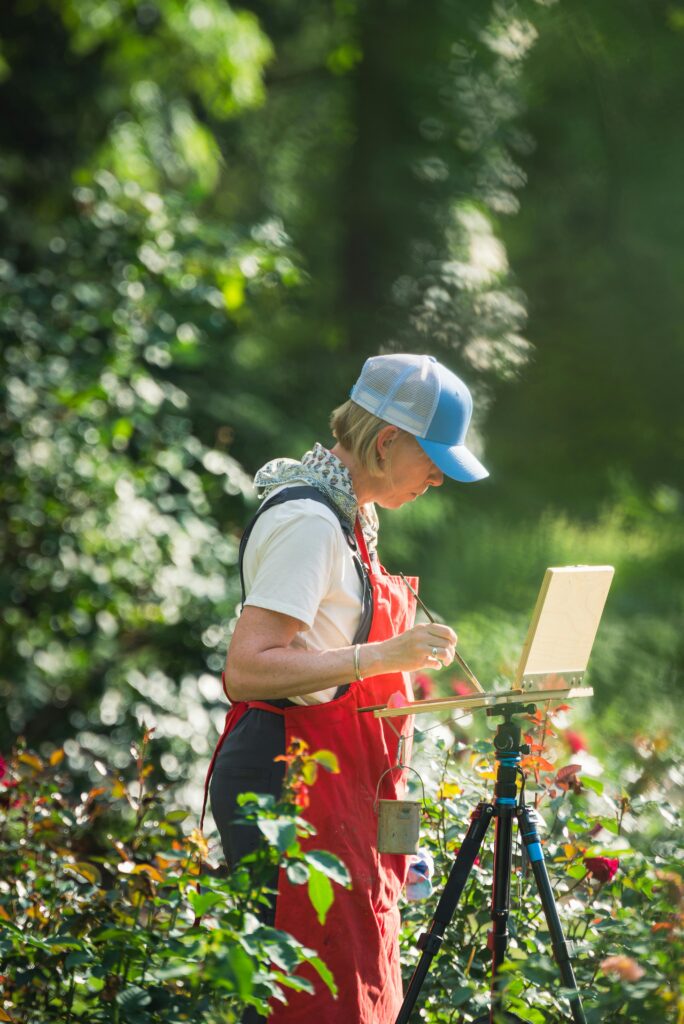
[{"left": 200, "top": 696, "right": 287, "bottom": 831}]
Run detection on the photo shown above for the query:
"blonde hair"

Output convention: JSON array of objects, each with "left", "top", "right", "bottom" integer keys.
[{"left": 330, "top": 400, "right": 390, "bottom": 478}]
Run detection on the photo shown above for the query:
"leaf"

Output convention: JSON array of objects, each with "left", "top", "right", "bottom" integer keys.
[
  {"left": 132, "top": 864, "right": 164, "bottom": 883},
  {"left": 186, "top": 828, "right": 209, "bottom": 858},
  {"left": 285, "top": 860, "right": 310, "bottom": 886},
  {"left": 306, "top": 954, "right": 337, "bottom": 996},
  {"left": 0, "top": 1010, "right": 15, "bottom": 1022},
  {"left": 437, "top": 782, "right": 462, "bottom": 799},
  {"left": 65, "top": 950, "right": 92, "bottom": 969},
  {"left": 310, "top": 749, "right": 340, "bottom": 773},
  {"left": 165, "top": 809, "right": 189, "bottom": 822},
  {"left": 303, "top": 850, "right": 351, "bottom": 888},
  {"left": 49, "top": 748, "right": 65, "bottom": 766},
  {"left": 19, "top": 752, "right": 43, "bottom": 772},
  {"left": 307, "top": 867, "right": 334, "bottom": 925},
  {"left": 556, "top": 763, "right": 582, "bottom": 783},
  {"left": 225, "top": 944, "right": 255, "bottom": 1000},
  {"left": 237, "top": 791, "right": 276, "bottom": 810},
  {"left": 258, "top": 817, "right": 297, "bottom": 853},
  {"left": 300, "top": 760, "right": 318, "bottom": 785},
  {"left": 271, "top": 970, "right": 314, "bottom": 994},
  {"left": 581, "top": 776, "right": 604, "bottom": 795},
  {"left": 187, "top": 890, "right": 223, "bottom": 916},
  {"left": 63, "top": 862, "right": 102, "bottom": 885},
  {"left": 116, "top": 986, "right": 152, "bottom": 1011},
  {"left": 449, "top": 985, "right": 475, "bottom": 1006}
]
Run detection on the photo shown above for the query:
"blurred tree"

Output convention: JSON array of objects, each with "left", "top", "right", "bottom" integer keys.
[
  {"left": 0, "top": 0, "right": 299, "bottom": 788},
  {"left": 487, "top": 0, "right": 684, "bottom": 509},
  {"left": 0, "top": 0, "right": 542, "bottom": 786}
]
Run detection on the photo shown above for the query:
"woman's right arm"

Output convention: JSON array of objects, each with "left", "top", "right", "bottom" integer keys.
[{"left": 225, "top": 606, "right": 457, "bottom": 702}]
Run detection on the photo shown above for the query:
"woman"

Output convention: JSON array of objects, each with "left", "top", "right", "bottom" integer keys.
[{"left": 206, "top": 352, "right": 488, "bottom": 1023}]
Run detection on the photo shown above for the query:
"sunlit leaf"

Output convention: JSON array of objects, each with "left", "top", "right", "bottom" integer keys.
[
  {"left": 63, "top": 862, "right": 102, "bottom": 885},
  {"left": 19, "top": 752, "right": 43, "bottom": 772},
  {"left": 302, "top": 850, "right": 350, "bottom": 888},
  {"left": 307, "top": 867, "right": 334, "bottom": 926},
  {"left": 258, "top": 817, "right": 297, "bottom": 853},
  {"left": 310, "top": 750, "right": 339, "bottom": 773}
]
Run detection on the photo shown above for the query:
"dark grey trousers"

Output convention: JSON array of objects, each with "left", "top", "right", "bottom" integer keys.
[{"left": 209, "top": 707, "right": 287, "bottom": 1023}]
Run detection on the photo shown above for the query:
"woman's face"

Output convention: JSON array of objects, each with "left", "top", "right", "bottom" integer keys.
[{"left": 373, "top": 428, "right": 444, "bottom": 509}]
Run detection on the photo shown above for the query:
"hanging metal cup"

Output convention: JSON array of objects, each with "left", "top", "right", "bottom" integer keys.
[{"left": 374, "top": 765, "right": 425, "bottom": 855}]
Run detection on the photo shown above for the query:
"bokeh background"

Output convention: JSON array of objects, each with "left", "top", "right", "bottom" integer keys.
[{"left": 2, "top": 0, "right": 683, "bottom": 806}]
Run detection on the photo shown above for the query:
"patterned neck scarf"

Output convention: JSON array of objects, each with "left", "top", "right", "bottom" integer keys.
[{"left": 253, "top": 442, "right": 379, "bottom": 555}]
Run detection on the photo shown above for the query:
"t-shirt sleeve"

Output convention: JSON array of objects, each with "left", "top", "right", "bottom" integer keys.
[{"left": 243, "top": 508, "right": 339, "bottom": 629}]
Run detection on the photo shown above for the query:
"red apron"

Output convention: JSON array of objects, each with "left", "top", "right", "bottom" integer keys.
[{"left": 204, "top": 522, "right": 417, "bottom": 1023}]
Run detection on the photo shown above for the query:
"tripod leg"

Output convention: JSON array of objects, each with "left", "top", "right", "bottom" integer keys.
[
  {"left": 518, "top": 807, "right": 587, "bottom": 1024},
  {"left": 489, "top": 801, "right": 516, "bottom": 1020},
  {"left": 395, "top": 802, "right": 494, "bottom": 1024}
]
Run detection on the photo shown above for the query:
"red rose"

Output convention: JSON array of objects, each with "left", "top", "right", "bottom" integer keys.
[
  {"left": 451, "top": 679, "right": 471, "bottom": 697},
  {"left": 565, "top": 730, "right": 587, "bottom": 753},
  {"left": 584, "top": 856, "right": 619, "bottom": 882},
  {"left": 413, "top": 673, "right": 434, "bottom": 701}
]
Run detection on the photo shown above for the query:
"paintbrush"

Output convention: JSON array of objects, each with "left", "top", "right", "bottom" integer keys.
[{"left": 400, "top": 573, "right": 485, "bottom": 694}]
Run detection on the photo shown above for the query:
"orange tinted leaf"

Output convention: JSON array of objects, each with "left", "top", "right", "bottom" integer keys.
[
  {"left": 438, "top": 782, "right": 463, "bottom": 799},
  {"left": 132, "top": 864, "right": 164, "bottom": 883},
  {"left": 64, "top": 862, "right": 102, "bottom": 885},
  {"left": 49, "top": 749, "right": 65, "bottom": 766},
  {"left": 154, "top": 854, "right": 177, "bottom": 870},
  {"left": 187, "top": 829, "right": 209, "bottom": 858},
  {"left": 19, "top": 753, "right": 43, "bottom": 772}
]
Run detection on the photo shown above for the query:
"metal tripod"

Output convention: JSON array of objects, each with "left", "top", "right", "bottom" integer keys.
[{"left": 397, "top": 702, "right": 586, "bottom": 1024}]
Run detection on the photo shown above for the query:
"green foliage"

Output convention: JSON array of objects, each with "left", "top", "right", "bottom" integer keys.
[
  {"left": 0, "top": 167, "right": 306, "bottom": 767},
  {"left": 1, "top": 719, "right": 681, "bottom": 1023},
  {"left": 0, "top": 733, "right": 346, "bottom": 1022},
  {"left": 401, "top": 710, "right": 683, "bottom": 1023},
  {"left": 380, "top": 490, "right": 684, "bottom": 740},
  {"left": 1, "top": 2, "right": 683, "bottom": 1020},
  {"left": 0, "top": 0, "right": 548, "bottom": 792}
]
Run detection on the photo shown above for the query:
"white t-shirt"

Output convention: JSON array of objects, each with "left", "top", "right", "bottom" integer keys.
[{"left": 242, "top": 489, "right": 364, "bottom": 704}]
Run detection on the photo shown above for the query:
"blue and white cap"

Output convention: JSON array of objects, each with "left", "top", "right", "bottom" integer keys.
[{"left": 350, "top": 353, "right": 489, "bottom": 483}]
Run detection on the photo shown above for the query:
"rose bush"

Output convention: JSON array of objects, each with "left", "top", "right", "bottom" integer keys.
[
  {"left": 0, "top": 711, "right": 681, "bottom": 1023},
  {"left": 0, "top": 734, "right": 347, "bottom": 1023},
  {"left": 400, "top": 708, "right": 683, "bottom": 1023}
]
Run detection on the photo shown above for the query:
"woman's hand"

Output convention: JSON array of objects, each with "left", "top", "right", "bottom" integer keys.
[{"left": 370, "top": 622, "right": 458, "bottom": 675}]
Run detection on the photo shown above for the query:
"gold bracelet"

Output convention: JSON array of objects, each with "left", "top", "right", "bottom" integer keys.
[{"left": 353, "top": 644, "right": 363, "bottom": 682}]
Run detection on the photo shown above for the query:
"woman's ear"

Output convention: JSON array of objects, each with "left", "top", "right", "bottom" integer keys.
[{"left": 376, "top": 425, "right": 399, "bottom": 461}]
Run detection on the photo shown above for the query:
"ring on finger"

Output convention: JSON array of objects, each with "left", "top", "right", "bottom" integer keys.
[{"left": 431, "top": 646, "right": 439, "bottom": 658}]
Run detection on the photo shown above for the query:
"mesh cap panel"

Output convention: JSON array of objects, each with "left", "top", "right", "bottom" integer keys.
[{"left": 350, "top": 354, "right": 440, "bottom": 437}]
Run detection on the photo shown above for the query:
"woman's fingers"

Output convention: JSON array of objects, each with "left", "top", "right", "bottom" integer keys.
[{"left": 381, "top": 622, "right": 458, "bottom": 673}]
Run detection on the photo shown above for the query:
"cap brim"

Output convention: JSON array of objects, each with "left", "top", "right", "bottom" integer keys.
[{"left": 417, "top": 437, "right": 489, "bottom": 483}]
